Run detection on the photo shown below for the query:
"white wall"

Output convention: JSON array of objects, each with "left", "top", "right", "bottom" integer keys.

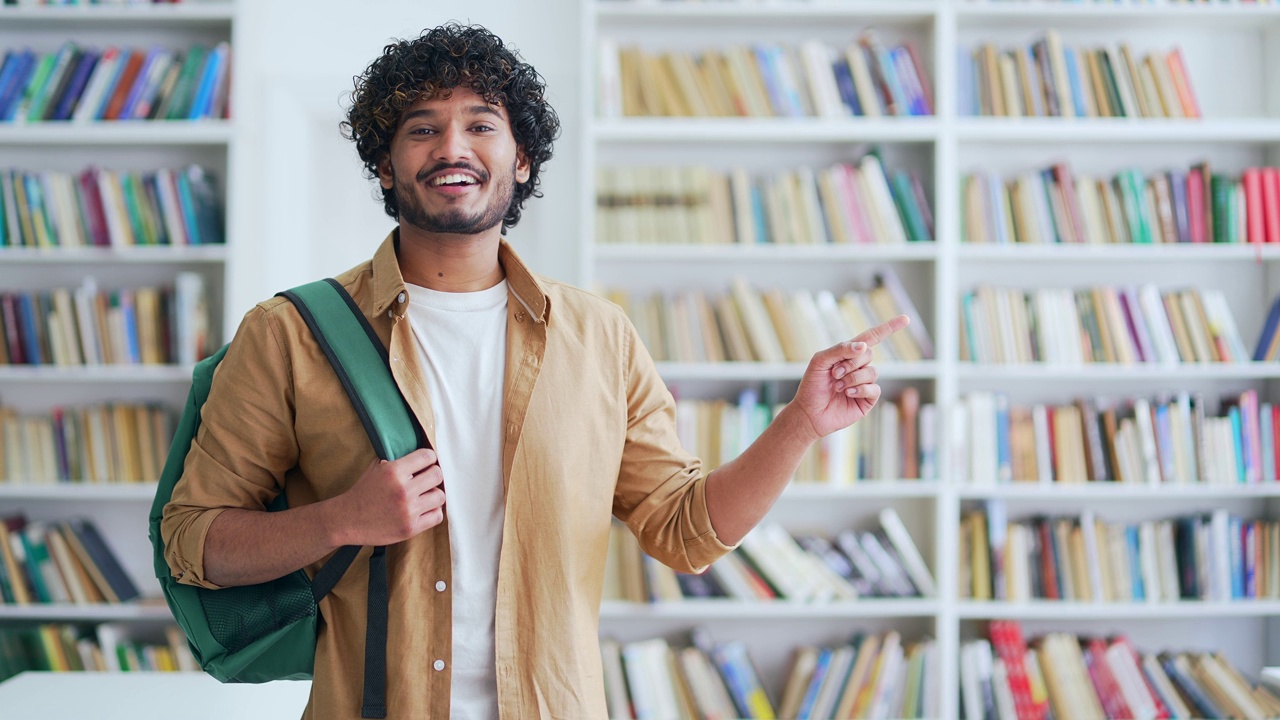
[{"left": 227, "top": 0, "right": 582, "bottom": 326}]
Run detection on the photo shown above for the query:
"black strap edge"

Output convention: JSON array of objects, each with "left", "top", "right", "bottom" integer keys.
[
  {"left": 309, "top": 544, "right": 360, "bottom": 602},
  {"left": 361, "top": 545, "right": 389, "bottom": 719}
]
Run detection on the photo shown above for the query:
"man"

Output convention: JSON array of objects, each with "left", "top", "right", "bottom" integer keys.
[{"left": 161, "top": 22, "right": 907, "bottom": 719}]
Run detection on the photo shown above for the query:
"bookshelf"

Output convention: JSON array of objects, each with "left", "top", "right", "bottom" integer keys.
[
  {"left": 583, "top": 0, "right": 1280, "bottom": 717},
  {"left": 0, "top": 0, "right": 239, "bottom": 654}
]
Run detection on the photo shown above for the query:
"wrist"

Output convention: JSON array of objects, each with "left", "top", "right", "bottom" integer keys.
[
  {"left": 776, "top": 402, "right": 821, "bottom": 446},
  {"left": 315, "top": 493, "right": 355, "bottom": 548}
]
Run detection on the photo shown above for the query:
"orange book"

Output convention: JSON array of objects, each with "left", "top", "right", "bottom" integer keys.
[
  {"left": 101, "top": 50, "right": 145, "bottom": 121},
  {"left": 1165, "top": 48, "right": 1201, "bottom": 119}
]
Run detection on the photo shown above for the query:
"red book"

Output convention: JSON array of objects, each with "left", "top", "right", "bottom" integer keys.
[
  {"left": 1084, "top": 638, "right": 1133, "bottom": 720},
  {"left": 989, "top": 620, "right": 1045, "bottom": 720},
  {"left": 101, "top": 50, "right": 144, "bottom": 121},
  {"left": 1109, "top": 636, "right": 1170, "bottom": 720},
  {"left": 1244, "top": 168, "right": 1266, "bottom": 244},
  {"left": 77, "top": 167, "right": 110, "bottom": 246},
  {"left": 1185, "top": 167, "right": 1206, "bottom": 243},
  {"left": 1266, "top": 168, "right": 1280, "bottom": 244},
  {"left": 1037, "top": 518, "right": 1061, "bottom": 600}
]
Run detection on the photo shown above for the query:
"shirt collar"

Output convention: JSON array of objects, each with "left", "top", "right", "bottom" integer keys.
[{"left": 371, "top": 229, "right": 549, "bottom": 324}]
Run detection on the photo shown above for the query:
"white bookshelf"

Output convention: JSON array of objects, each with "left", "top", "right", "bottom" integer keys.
[
  {"left": 0, "top": 0, "right": 240, "bottom": 644},
  {"left": 583, "top": 0, "right": 1280, "bottom": 717}
]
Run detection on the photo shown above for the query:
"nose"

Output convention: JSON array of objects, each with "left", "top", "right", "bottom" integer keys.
[{"left": 433, "top": 124, "right": 471, "bottom": 163}]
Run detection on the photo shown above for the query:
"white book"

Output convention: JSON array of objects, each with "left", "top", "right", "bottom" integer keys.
[
  {"left": 1104, "top": 643, "right": 1158, "bottom": 720},
  {"left": 879, "top": 507, "right": 936, "bottom": 597},
  {"left": 1080, "top": 509, "right": 1106, "bottom": 602},
  {"left": 799, "top": 40, "right": 844, "bottom": 118},
  {"left": 1032, "top": 403, "right": 1053, "bottom": 484},
  {"left": 1157, "top": 521, "right": 1181, "bottom": 602},
  {"left": 1132, "top": 398, "right": 1163, "bottom": 485},
  {"left": 600, "top": 639, "right": 635, "bottom": 720},
  {"left": 597, "top": 38, "right": 623, "bottom": 118},
  {"left": 729, "top": 168, "right": 757, "bottom": 245},
  {"left": 919, "top": 403, "right": 938, "bottom": 481}
]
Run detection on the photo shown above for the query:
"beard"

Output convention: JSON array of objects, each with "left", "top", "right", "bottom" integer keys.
[{"left": 393, "top": 161, "right": 516, "bottom": 235}]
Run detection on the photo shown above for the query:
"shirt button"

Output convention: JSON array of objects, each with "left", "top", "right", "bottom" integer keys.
[
  {"left": 435, "top": 580, "right": 446, "bottom": 592},
  {"left": 515, "top": 310, "right": 526, "bottom": 323},
  {"left": 397, "top": 292, "right": 406, "bottom": 304},
  {"left": 433, "top": 660, "right": 445, "bottom": 671}
]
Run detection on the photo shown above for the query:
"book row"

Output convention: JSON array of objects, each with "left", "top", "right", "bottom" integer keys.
[
  {"left": 605, "top": 508, "right": 935, "bottom": 604},
  {"left": 0, "top": 402, "right": 172, "bottom": 486},
  {"left": 981, "top": 0, "right": 1277, "bottom": 4},
  {"left": 0, "top": 623, "right": 196, "bottom": 686},
  {"left": 0, "top": 514, "right": 141, "bottom": 607},
  {"left": 1, "top": 165, "right": 224, "bottom": 249},
  {"left": 962, "top": 621, "right": 1280, "bottom": 720},
  {"left": 959, "top": 284, "right": 1249, "bottom": 365},
  {"left": 604, "top": 268, "right": 934, "bottom": 364},
  {"left": 955, "top": 389, "right": 1280, "bottom": 487},
  {"left": 961, "top": 162, "right": 1268, "bottom": 247},
  {"left": 595, "top": 155, "right": 933, "bottom": 246},
  {"left": 960, "top": 504, "right": 1280, "bottom": 603},
  {"left": 597, "top": 31, "right": 932, "bottom": 119},
  {"left": 0, "top": 273, "right": 212, "bottom": 367},
  {"left": 960, "top": 32, "right": 1199, "bottom": 119},
  {"left": 674, "top": 387, "right": 938, "bottom": 484},
  {"left": 602, "top": 628, "right": 939, "bottom": 720},
  {"left": 0, "top": 41, "right": 230, "bottom": 123}
]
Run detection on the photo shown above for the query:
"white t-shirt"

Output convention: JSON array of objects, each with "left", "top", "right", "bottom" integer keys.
[{"left": 404, "top": 279, "right": 508, "bottom": 720}]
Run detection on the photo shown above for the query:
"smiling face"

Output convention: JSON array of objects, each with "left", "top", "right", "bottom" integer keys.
[{"left": 378, "top": 88, "right": 532, "bottom": 238}]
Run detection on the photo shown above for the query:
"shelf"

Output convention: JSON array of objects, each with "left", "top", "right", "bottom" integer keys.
[
  {"left": 959, "top": 244, "right": 1280, "bottom": 263},
  {"left": 593, "top": 118, "right": 939, "bottom": 143},
  {"left": 0, "top": 365, "right": 196, "bottom": 383},
  {"left": 784, "top": 482, "right": 940, "bottom": 499},
  {"left": 957, "top": 363, "right": 1280, "bottom": 382},
  {"left": 595, "top": 243, "right": 937, "bottom": 262},
  {"left": 0, "top": 484, "right": 159, "bottom": 502},
  {"left": 957, "top": 3, "right": 1280, "bottom": 29},
  {"left": 0, "top": 602, "right": 173, "bottom": 622},
  {"left": 657, "top": 361, "right": 940, "bottom": 381},
  {"left": 596, "top": 0, "right": 937, "bottom": 22},
  {"left": 600, "top": 598, "right": 939, "bottom": 619},
  {"left": 0, "top": 246, "right": 227, "bottom": 264},
  {"left": 0, "top": 121, "right": 233, "bottom": 146},
  {"left": 958, "top": 483, "right": 1280, "bottom": 501},
  {"left": 955, "top": 118, "right": 1280, "bottom": 144},
  {"left": 956, "top": 600, "right": 1280, "bottom": 621},
  {"left": 0, "top": 3, "right": 234, "bottom": 25}
]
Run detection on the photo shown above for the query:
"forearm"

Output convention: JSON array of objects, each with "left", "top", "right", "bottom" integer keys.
[
  {"left": 202, "top": 498, "right": 348, "bottom": 587},
  {"left": 705, "top": 403, "right": 819, "bottom": 546}
]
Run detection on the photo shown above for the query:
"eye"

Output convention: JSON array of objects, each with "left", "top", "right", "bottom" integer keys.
[{"left": 471, "top": 124, "right": 495, "bottom": 133}]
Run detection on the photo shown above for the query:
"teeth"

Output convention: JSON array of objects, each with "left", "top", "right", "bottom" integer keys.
[{"left": 431, "top": 173, "right": 477, "bottom": 186}]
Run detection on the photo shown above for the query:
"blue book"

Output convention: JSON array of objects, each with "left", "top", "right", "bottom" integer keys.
[
  {"left": 751, "top": 44, "right": 787, "bottom": 117},
  {"left": 0, "top": 52, "right": 21, "bottom": 116},
  {"left": 830, "top": 56, "right": 861, "bottom": 116},
  {"left": 188, "top": 43, "right": 227, "bottom": 119},
  {"left": 1229, "top": 515, "right": 1244, "bottom": 599},
  {"left": 749, "top": 184, "right": 768, "bottom": 244},
  {"left": 50, "top": 49, "right": 99, "bottom": 121},
  {"left": 16, "top": 293, "right": 43, "bottom": 365},
  {"left": 175, "top": 170, "right": 202, "bottom": 245},
  {"left": 796, "top": 649, "right": 832, "bottom": 718},
  {"left": 118, "top": 47, "right": 161, "bottom": 121},
  {"left": 1062, "top": 47, "right": 1088, "bottom": 117},
  {"left": 957, "top": 46, "right": 976, "bottom": 116},
  {"left": 1167, "top": 170, "right": 1190, "bottom": 243},
  {"left": 1243, "top": 521, "right": 1257, "bottom": 598},
  {"left": 1254, "top": 295, "right": 1280, "bottom": 361},
  {"left": 90, "top": 48, "right": 133, "bottom": 122},
  {"left": 0, "top": 51, "right": 36, "bottom": 121},
  {"left": 766, "top": 45, "right": 805, "bottom": 117},
  {"left": 119, "top": 291, "right": 141, "bottom": 364},
  {"left": 891, "top": 46, "right": 927, "bottom": 116},
  {"left": 1126, "top": 525, "right": 1144, "bottom": 600},
  {"left": 1228, "top": 405, "right": 1245, "bottom": 484},
  {"left": 865, "top": 37, "right": 910, "bottom": 117}
]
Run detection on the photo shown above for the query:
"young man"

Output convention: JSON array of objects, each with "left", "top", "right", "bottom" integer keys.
[{"left": 161, "top": 23, "right": 907, "bottom": 719}]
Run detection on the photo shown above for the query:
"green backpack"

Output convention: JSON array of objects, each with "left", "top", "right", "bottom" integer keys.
[{"left": 148, "top": 279, "right": 422, "bottom": 719}]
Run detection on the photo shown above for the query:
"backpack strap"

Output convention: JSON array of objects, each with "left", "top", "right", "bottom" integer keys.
[{"left": 277, "top": 278, "right": 423, "bottom": 720}]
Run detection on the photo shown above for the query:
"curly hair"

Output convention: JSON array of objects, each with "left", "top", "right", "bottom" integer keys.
[{"left": 341, "top": 23, "right": 561, "bottom": 231}]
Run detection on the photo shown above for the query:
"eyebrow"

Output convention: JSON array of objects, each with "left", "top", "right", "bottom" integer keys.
[{"left": 400, "top": 105, "right": 504, "bottom": 123}]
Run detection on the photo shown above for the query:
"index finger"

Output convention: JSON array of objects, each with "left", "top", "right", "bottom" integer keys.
[{"left": 853, "top": 314, "right": 910, "bottom": 348}]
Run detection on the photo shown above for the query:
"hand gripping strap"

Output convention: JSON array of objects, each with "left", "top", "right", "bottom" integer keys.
[{"left": 278, "top": 279, "right": 425, "bottom": 719}]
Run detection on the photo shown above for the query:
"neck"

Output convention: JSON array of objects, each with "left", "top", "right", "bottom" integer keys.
[{"left": 396, "top": 224, "right": 505, "bottom": 292}]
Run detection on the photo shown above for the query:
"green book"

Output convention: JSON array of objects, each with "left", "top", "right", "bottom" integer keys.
[
  {"left": 25, "top": 43, "right": 77, "bottom": 122},
  {"left": 119, "top": 173, "right": 148, "bottom": 246},
  {"left": 12, "top": 52, "right": 57, "bottom": 123},
  {"left": 164, "top": 45, "right": 207, "bottom": 120},
  {"left": 1210, "top": 173, "right": 1230, "bottom": 243},
  {"left": 890, "top": 170, "right": 930, "bottom": 243}
]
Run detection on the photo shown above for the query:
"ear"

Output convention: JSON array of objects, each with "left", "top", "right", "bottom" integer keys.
[
  {"left": 377, "top": 155, "right": 394, "bottom": 190},
  {"left": 515, "top": 148, "right": 531, "bottom": 184}
]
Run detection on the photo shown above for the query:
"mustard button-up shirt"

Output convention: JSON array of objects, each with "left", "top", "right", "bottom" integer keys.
[{"left": 161, "top": 231, "right": 734, "bottom": 719}]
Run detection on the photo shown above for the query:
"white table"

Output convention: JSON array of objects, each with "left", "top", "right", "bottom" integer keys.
[{"left": 0, "top": 672, "right": 311, "bottom": 719}]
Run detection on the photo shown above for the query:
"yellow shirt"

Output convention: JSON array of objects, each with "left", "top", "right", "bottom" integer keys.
[{"left": 161, "top": 231, "right": 733, "bottom": 719}]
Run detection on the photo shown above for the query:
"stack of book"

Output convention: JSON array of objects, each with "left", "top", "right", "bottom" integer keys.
[
  {"left": 604, "top": 508, "right": 936, "bottom": 603},
  {"left": 596, "top": 154, "right": 932, "bottom": 246},
  {"left": 673, "top": 387, "right": 937, "bottom": 484},
  {"left": 0, "top": 623, "right": 197, "bottom": 683},
  {"left": 960, "top": 502, "right": 1280, "bottom": 603},
  {"left": 1, "top": 165, "right": 224, "bottom": 248},
  {"left": 607, "top": 268, "right": 934, "bottom": 364},
  {"left": 0, "top": 402, "right": 173, "bottom": 485},
  {"left": 778, "top": 632, "right": 939, "bottom": 720},
  {"left": 960, "top": 162, "right": 1278, "bottom": 246},
  {"left": 954, "top": 390, "right": 1279, "bottom": 487},
  {"left": 0, "top": 513, "right": 141, "bottom": 606},
  {"left": 962, "top": 620, "right": 1280, "bottom": 720},
  {"left": 960, "top": 31, "right": 1199, "bottom": 118},
  {"left": 0, "top": 41, "right": 231, "bottom": 123},
  {"left": 597, "top": 30, "right": 933, "bottom": 118},
  {"left": 959, "top": 284, "right": 1247, "bottom": 365},
  {"left": 0, "top": 272, "right": 211, "bottom": 367}
]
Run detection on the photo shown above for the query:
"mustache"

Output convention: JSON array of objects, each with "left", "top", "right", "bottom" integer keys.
[{"left": 417, "top": 163, "right": 489, "bottom": 183}]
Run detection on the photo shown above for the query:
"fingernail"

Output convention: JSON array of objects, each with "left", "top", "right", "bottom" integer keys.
[
  {"left": 853, "top": 342, "right": 866, "bottom": 351},
  {"left": 834, "top": 367, "right": 846, "bottom": 379},
  {"left": 835, "top": 382, "right": 845, "bottom": 391},
  {"left": 846, "top": 387, "right": 858, "bottom": 397}
]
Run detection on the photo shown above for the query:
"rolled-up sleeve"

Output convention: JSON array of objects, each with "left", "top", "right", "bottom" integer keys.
[
  {"left": 612, "top": 318, "right": 735, "bottom": 574},
  {"left": 160, "top": 304, "right": 300, "bottom": 589}
]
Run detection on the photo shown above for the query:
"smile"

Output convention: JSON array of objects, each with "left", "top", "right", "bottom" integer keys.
[{"left": 429, "top": 173, "right": 480, "bottom": 187}]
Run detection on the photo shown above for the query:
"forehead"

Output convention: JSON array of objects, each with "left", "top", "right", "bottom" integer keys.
[{"left": 401, "top": 87, "right": 508, "bottom": 120}]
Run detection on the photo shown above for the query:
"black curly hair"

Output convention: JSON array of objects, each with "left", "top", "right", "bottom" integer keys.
[{"left": 341, "top": 22, "right": 561, "bottom": 232}]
